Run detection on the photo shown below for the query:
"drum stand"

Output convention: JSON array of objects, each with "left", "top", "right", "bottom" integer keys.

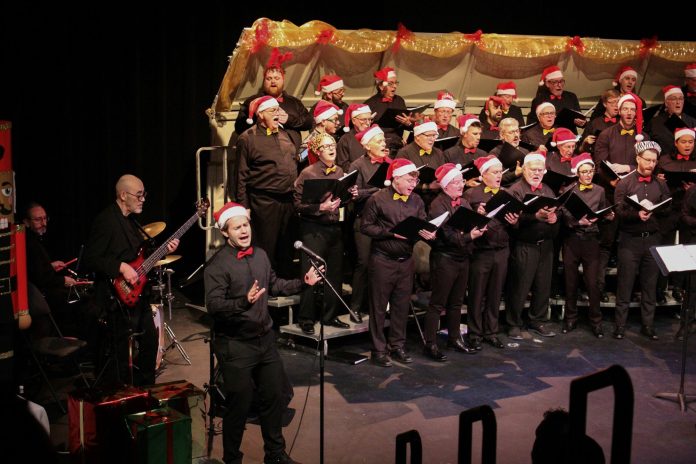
[{"left": 153, "top": 267, "right": 192, "bottom": 366}]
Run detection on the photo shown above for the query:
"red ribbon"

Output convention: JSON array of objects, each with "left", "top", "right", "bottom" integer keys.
[
  {"left": 251, "top": 20, "right": 270, "bottom": 54},
  {"left": 566, "top": 35, "right": 586, "bottom": 55},
  {"left": 677, "top": 154, "right": 690, "bottom": 160},
  {"left": 560, "top": 157, "right": 572, "bottom": 163},
  {"left": 316, "top": 29, "right": 335, "bottom": 45},
  {"left": 604, "top": 116, "right": 617, "bottom": 123},
  {"left": 392, "top": 23, "right": 414, "bottom": 53},
  {"left": 275, "top": 95, "right": 284, "bottom": 103},
  {"left": 640, "top": 36, "right": 659, "bottom": 58},
  {"left": 370, "top": 157, "right": 386, "bottom": 164},
  {"left": 688, "top": 92, "right": 696, "bottom": 98},
  {"left": 530, "top": 184, "right": 542, "bottom": 192},
  {"left": 464, "top": 148, "right": 477, "bottom": 154},
  {"left": 237, "top": 247, "right": 254, "bottom": 260},
  {"left": 464, "top": 29, "right": 483, "bottom": 44},
  {"left": 550, "top": 94, "right": 561, "bottom": 100},
  {"left": 382, "top": 97, "right": 393, "bottom": 103},
  {"left": 638, "top": 176, "right": 652, "bottom": 183},
  {"left": 437, "top": 124, "right": 449, "bottom": 131},
  {"left": 451, "top": 198, "right": 461, "bottom": 207},
  {"left": 489, "top": 125, "right": 499, "bottom": 131}
]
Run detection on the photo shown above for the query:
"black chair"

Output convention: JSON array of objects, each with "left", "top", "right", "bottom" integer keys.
[
  {"left": 459, "top": 405, "right": 497, "bottom": 464},
  {"left": 395, "top": 429, "right": 423, "bottom": 464}
]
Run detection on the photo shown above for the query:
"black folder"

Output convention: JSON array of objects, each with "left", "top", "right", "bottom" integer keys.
[
  {"left": 301, "top": 170, "right": 358, "bottom": 204},
  {"left": 390, "top": 212, "right": 447, "bottom": 242},
  {"left": 563, "top": 191, "right": 615, "bottom": 220},
  {"left": 642, "top": 104, "right": 663, "bottom": 124},
  {"left": 446, "top": 206, "right": 491, "bottom": 233},
  {"left": 522, "top": 188, "right": 573, "bottom": 213},
  {"left": 367, "top": 162, "right": 390, "bottom": 189},
  {"left": 460, "top": 161, "right": 481, "bottom": 181},
  {"left": 543, "top": 169, "right": 577, "bottom": 193},
  {"left": 623, "top": 194, "right": 672, "bottom": 213},
  {"left": 498, "top": 142, "right": 527, "bottom": 169},
  {"left": 331, "top": 170, "right": 359, "bottom": 203},
  {"left": 478, "top": 138, "right": 503, "bottom": 153},
  {"left": 555, "top": 107, "right": 586, "bottom": 130},
  {"left": 483, "top": 190, "right": 525, "bottom": 217},
  {"left": 600, "top": 160, "right": 634, "bottom": 181},
  {"left": 434, "top": 136, "right": 460, "bottom": 152},
  {"left": 662, "top": 170, "right": 696, "bottom": 189},
  {"left": 418, "top": 165, "right": 436, "bottom": 184},
  {"left": 378, "top": 104, "right": 431, "bottom": 128},
  {"left": 665, "top": 113, "right": 689, "bottom": 133}
]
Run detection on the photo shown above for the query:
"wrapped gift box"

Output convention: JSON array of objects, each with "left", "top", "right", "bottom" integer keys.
[
  {"left": 68, "top": 385, "right": 152, "bottom": 463},
  {"left": 127, "top": 407, "right": 192, "bottom": 464},
  {"left": 147, "top": 380, "right": 206, "bottom": 459}
]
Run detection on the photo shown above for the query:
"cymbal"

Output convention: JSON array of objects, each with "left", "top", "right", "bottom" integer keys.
[
  {"left": 142, "top": 221, "right": 166, "bottom": 238},
  {"left": 154, "top": 255, "right": 181, "bottom": 267}
]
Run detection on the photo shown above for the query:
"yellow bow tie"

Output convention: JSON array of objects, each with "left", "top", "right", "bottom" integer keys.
[
  {"left": 266, "top": 127, "right": 278, "bottom": 136},
  {"left": 620, "top": 129, "right": 635, "bottom": 136},
  {"left": 325, "top": 166, "right": 336, "bottom": 175},
  {"left": 393, "top": 193, "right": 408, "bottom": 202},
  {"left": 484, "top": 186, "right": 499, "bottom": 194},
  {"left": 543, "top": 128, "right": 555, "bottom": 135},
  {"left": 419, "top": 149, "right": 432, "bottom": 156},
  {"left": 579, "top": 184, "right": 593, "bottom": 191}
]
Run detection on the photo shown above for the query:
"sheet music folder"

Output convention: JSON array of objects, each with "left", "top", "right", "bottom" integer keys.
[
  {"left": 301, "top": 170, "right": 358, "bottom": 204},
  {"left": 390, "top": 211, "right": 448, "bottom": 242},
  {"left": 650, "top": 244, "right": 696, "bottom": 276}
]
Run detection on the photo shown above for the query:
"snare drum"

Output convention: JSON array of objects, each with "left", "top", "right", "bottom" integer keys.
[{"left": 151, "top": 304, "right": 166, "bottom": 369}]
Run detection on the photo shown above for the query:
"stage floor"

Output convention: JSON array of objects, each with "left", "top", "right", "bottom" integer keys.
[{"left": 41, "top": 294, "right": 696, "bottom": 464}]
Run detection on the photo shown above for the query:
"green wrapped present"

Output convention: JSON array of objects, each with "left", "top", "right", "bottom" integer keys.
[{"left": 127, "top": 407, "right": 191, "bottom": 464}]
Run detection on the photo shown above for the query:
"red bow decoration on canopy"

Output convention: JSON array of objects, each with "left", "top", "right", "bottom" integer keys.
[
  {"left": 566, "top": 36, "right": 586, "bottom": 55},
  {"left": 391, "top": 23, "right": 414, "bottom": 53},
  {"left": 316, "top": 29, "right": 335, "bottom": 45},
  {"left": 464, "top": 29, "right": 483, "bottom": 44},
  {"left": 251, "top": 20, "right": 270, "bottom": 54},
  {"left": 639, "top": 36, "right": 659, "bottom": 58}
]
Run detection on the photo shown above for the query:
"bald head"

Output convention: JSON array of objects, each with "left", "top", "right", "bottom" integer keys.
[{"left": 116, "top": 174, "right": 146, "bottom": 216}]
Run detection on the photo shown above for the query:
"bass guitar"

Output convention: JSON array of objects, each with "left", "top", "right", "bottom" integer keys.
[{"left": 113, "top": 198, "right": 209, "bottom": 307}]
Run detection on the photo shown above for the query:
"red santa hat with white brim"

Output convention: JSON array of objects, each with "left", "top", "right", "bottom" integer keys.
[
  {"left": 343, "top": 104, "right": 374, "bottom": 133},
  {"left": 315, "top": 74, "right": 344, "bottom": 96},
  {"left": 435, "top": 163, "right": 463, "bottom": 189},
  {"left": 663, "top": 85, "right": 684, "bottom": 100},
  {"left": 617, "top": 92, "right": 645, "bottom": 142},
  {"left": 550, "top": 127, "right": 580, "bottom": 147},
  {"left": 675, "top": 128, "right": 696, "bottom": 141},
  {"left": 355, "top": 124, "right": 384, "bottom": 147},
  {"left": 539, "top": 66, "right": 563, "bottom": 86},
  {"left": 313, "top": 100, "right": 342, "bottom": 124},
  {"left": 457, "top": 114, "right": 480, "bottom": 135},
  {"left": 246, "top": 96, "right": 279, "bottom": 125},
  {"left": 434, "top": 91, "right": 457, "bottom": 110},
  {"left": 685, "top": 63, "right": 696, "bottom": 79},
  {"left": 535, "top": 102, "right": 556, "bottom": 117},
  {"left": 570, "top": 153, "right": 594, "bottom": 175},
  {"left": 413, "top": 121, "right": 438, "bottom": 137},
  {"left": 384, "top": 158, "right": 418, "bottom": 186},
  {"left": 612, "top": 66, "right": 638, "bottom": 87},
  {"left": 214, "top": 202, "right": 249, "bottom": 230},
  {"left": 374, "top": 67, "right": 397, "bottom": 87},
  {"left": 496, "top": 81, "right": 517, "bottom": 99},
  {"left": 474, "top": 155, "right": 502, "bottom": 174}
]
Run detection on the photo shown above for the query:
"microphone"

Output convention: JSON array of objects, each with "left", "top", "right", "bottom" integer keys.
[{"left": 294, "top": 241, "right": 326, "bottom": 263}]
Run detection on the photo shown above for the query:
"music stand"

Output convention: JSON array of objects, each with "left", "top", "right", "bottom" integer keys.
[{"left": 649, "top": 245, "right": 696, "bottom": 412}]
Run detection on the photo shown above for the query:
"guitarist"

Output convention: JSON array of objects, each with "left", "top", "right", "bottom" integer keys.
[{"left": 83, "top": 174, "right": 178, "bottom": 385}]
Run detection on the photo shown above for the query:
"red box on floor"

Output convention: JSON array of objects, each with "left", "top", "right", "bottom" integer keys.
[{"left": 68, "top": 385, "right": 153, "bottom": 463}]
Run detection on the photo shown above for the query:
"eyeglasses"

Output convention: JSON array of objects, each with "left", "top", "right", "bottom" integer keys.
[
  {"left": 326, "top": 118, "right": 340, "bottom": 124},
  {"left": 403, "top": 177, "right": 420, "bottom": 185},
  {"left": 386, "top": 81, "right": 399, "bottom": 87},
  {"left": 539, "top": 111, "right": 556, "bottom": 117},
  {"left": 577, "top": 169, "right": 595, "bottom": 175},
  {"left": 420, "top": 133, "right": 438, "bottom": 139},
  {"left": 638, "top": 156, "right": 657, "bottom": 164},
  {"left": 354, "top": 117, "right": 372, "bottom": 123},
  {"left": 666, "top": 96, "right": 685, "bottom": 102},
  {"left": 31, "top": 216, "right": 49, "bottom": 223},
  {"left": 126, "top": 191, "right": 148, "bottom": 201},
  {"left": 319, "top": 143, "right": 337, "bottom": 151},
  {"left": 527, "top": 168, "right": 545, "bottom": 173},
  {"left": 547, "top": 79, "right": 565, "bottom": 86}
]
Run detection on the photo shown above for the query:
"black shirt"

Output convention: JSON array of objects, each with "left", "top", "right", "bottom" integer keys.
[{"left": 615, "top": 171, "right": 671, "bottom": 235}]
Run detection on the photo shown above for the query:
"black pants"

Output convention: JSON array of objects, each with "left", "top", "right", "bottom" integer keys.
[
  {"left": 350, "top": 217, "right": 371, "bottom": 314},
  {"left": 506, "top": 240, "right": 554, "bottom": 327},
  {"left": 597, "top": 219, "right": 618, "bottom": 292},
  {"left": 368, "top": 253, "right": 414, "bottom": 354},
  {"left": 425, "top": 252, "right": 469, "bottom": 344},
  {"left": 615, "top": 232, "right": 660, "bottom": 328},
  {"left": 468, "top": 247, "right": 509, "bottom": 338},
  {"left": 563, "top": 234, "right": 602, "bottom": 327},
  {"left": 297, "top": 221, "right": 343, "bottom": 323},
  {"left": 215, "top": 330, "right": 286, "bottom": 464},
  {"left": 249, "top": 192, "right": 295, "bottom": 278}
]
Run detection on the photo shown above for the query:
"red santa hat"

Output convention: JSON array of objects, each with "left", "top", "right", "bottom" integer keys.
[
  {"left": 384, "top": 158, "right": 417, "bottom": 186},
  {"left": 685, "top": 63, "right": 696, "bottom": 79},
  {"left": 663, "top": 85, "right": 684, "bottom": 100},
  {"left": 474, "top": 155, "right": 502, "bottom": 174},
  {"left": 550, "top": 127, "right": 580, "bottom": 147},
  {"left": 435, "top": 163, "right": 463, "bottom": 189},
  {"left": 413, "top": 121, "right": 438, "bottom": 137},
  {"left": 314, "top": 74, "right": 344, "bottom": 96},
  {"left": 524, "top": 151, "right": 547, "bottom": 166},
  {"left": 535, "top": 101, "right": 556, "bottom": 116},
  {"left": 617, "top": 92, "right": 645, "bottom": 142},
  {"left": 214, "top": 202, "right": 249, "bottom": 230},
  {"left": 612, "top": 66, "right": 638, "bottom": 87},
  {"left": 374, "top": 67, "right": 397, "bottom": 87},
  {"left": 570, "top": 153, "right": 594, "bottom": 175},
  {"left": 434, "top": 91, "right": 457, "bottom": 110},
  {"left": 496, "top": 81, "right": 517, "bottom": 99},
  {"left": 246, "top": 96, "right": 279, "bottom": 125},
  {"left": 457, "top": 114, "right": 481, "bottom": 134},
  {"left": 675, "top": 127, "right": 695, "bottom": 141},
  {"left": 355, "top": 124, "right": 384, "bottom": 147},
  {"left": 343, "top": 104, "right": 373, "bottom": 133},
  {"left": 539, "top": 65, "right": 563, "bottom": 86},
  {"left": 265, "top": 48, "right": 293, "bottom": 74},
  {"left": 313, "top": 100, "right": 342, "bottom": 124}
]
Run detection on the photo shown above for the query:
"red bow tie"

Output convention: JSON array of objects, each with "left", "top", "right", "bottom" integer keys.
[
  {"left": 451, "top": 198, "right": 461, "bottom": 207},
  {"left": 438, "top": 124, "right": 449, "bottom": 131},
  {"left": 275, "top": 96, "right": 284, "bottom": 103},
  {"left": 489, "top": 125, "right": 499, "bottom": 131},
  {"left": 237, "top": 247, "right": 254, "bottom": 260},
  {"left": 370, "top": 157, "right": 386, "bottom": 164},
  {"left": 382, "top": 97, "right": 393, "bottom": 103},
  {"left": 464, "top": 147, "right": 477, "bottom": 154},
  {"left": 638, "top": 176, "right": 651, "bottom": 183},
  {"left": 550, "top": 94, "right": 561, "bottom": 100},
  {"left": 688, "top": 92, "right": 696, "bottom": 98},
  {"left": 530, "top": 184, "right": 543, "bottom": 192},
  {"left": 604, "top": 116, "right": 617, "bottom": 123},
  {"left": 677, "top": 154, "right": 691, "bottom": 160},
  {"left": 560, "top": 157, "right": 572, "bottom": 163}
]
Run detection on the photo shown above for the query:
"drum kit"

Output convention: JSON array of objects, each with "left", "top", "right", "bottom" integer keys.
[{"left": 144, "top": 221, "right": 192, "bottom": 371}]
